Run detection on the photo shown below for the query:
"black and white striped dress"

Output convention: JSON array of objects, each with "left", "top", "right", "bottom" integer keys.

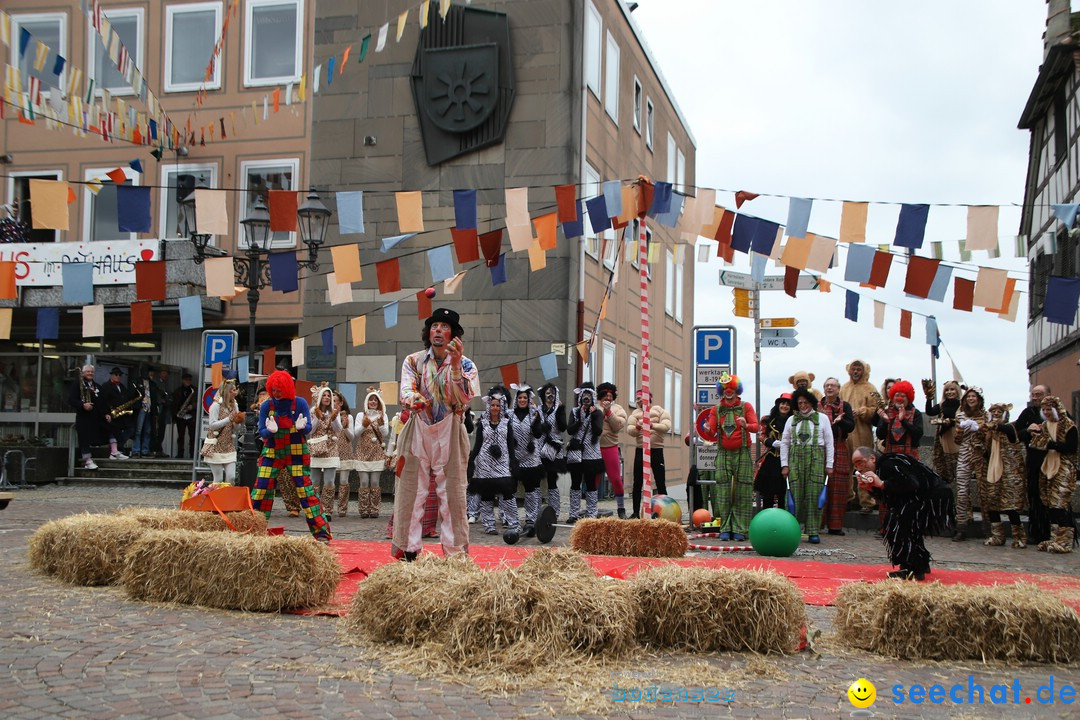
[
  {"left": 468, "top": 416, "right": 515, "bottom": 500},
  {"left": 510, "top": 408, "right": 545, "bottom": 481}
]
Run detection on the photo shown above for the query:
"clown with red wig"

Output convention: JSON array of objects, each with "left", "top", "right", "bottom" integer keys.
[
  {"left": 698, "top": 373, "right": 759, "bottom": 540},
  {"left": 251, "top": 370, "right": 332, "bottom": 541},
  {"left": 874, "top": 379, "right": 924, "bottom": 460}
]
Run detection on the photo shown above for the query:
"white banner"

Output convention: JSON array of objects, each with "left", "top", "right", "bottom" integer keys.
[{"left": 0, "top": 240, "right": 161, "bottom": 286}]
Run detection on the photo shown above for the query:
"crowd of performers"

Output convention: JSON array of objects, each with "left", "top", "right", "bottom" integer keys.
[{"left": 80, "top": 307, "right": 1073, "bottom": 575}]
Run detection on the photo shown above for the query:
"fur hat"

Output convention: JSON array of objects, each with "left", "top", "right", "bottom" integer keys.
[
  {"left": 788, "top": 370, "right": 816, "bottom": 388},
  {"left": 988, "top": 402, "right": 1012, "bottom": 421},
  {"left": 311, "top": 381, "right": 334, "bottom": 407}
]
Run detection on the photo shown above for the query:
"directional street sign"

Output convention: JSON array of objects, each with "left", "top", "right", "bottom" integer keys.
[
  {"left": 760, "top": 317, "right": 798, "bottom": 328},
  {"left": 761, "top": 337, "right": 800, "bottom": 349},
  {"left": 719, "top": 271, "right": 819, "bottom": 292},
  {"left": 761, "top": 328, "right": 798, "bottom": 339}
]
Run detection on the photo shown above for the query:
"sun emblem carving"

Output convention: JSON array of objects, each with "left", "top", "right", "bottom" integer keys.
[{"left": 428, "top": 61, "right": 491, "bottom": 126}]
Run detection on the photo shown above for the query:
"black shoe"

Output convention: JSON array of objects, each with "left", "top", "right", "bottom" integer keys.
[
  {"left": 564, "top": 517, "right": 578, "bottom": 525},
  {"left": 617, "top": 508, "right": 626, "bottom": 519},
  {"left": 403, "top": 551, "right": 418, "bottom": 562},
  {"left": 952, "top": 530, "right": 967, "bottom": 542},
  {"left": 629, "top": 513, "right": 640, "bottom": 520},
  {"left": 828, "top": 529, "right": 846, "bottom": 536}
]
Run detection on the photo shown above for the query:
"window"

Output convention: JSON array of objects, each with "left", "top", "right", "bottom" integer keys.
[
  {"left": 581, "top": 330, "right": 596, "bottom": 385},
  {"left": 584, "top": 1, "right": 601, "bottom": 96},
  {"left": 165, "top": 2, "right": 222, "bottom": 92},
  {"left": 601, "top": 340, "right": 616, "bottom": 385},
  {"left": 583, "top": 163, "right": 601, "bottom": 258},
  {"left": 245, "top": 0, "right": 303, "bottom": 87},
  {"left": 83, "top": 166, "right": 139, "bottom": 242},
  {"left": 602, "top": 226, "right": 619, "bottom": 271},
  {"left": 11, "top": 13, "right": 66, "bottom": 93},
  {"left": 664, "top": 367, "right": 673, "bottom": 419},
  {"left": 665, "top": 249, "right": 675, "bottom": 317},
  {"left": 666, "top": 133, "right": 677, "bottom": 186},
  {"left": 7, "top": 171, "right": 63, "bottom": 242},
  {"left": 673, "top": 372, "right": 683, "bottom": 434},
  {"left": 673, "top": 248, "right": 684, "bottom": 323},
  {"left": 627, "top": 352, "right": 638, "bottom": 406},
  {"left": 160, "top": 163, "right": 218, "bottom": 240},
  {"left": 645, "top": 97, "right": 654, "bottom": 149},
  {"left": 632, "top": 77, "right": 642, "bottom": 134},
  {"left": 240, "top": 159, "right": 299, "bottom": 248},
  {"left": 88, "top": 7, "right": 142, "bottom": 95},
  {"left": 677, "top": 149, "right": 686, "bottom": 194},
  {"left": 604, "top": 31, "right": 619, "bottom": 123}
]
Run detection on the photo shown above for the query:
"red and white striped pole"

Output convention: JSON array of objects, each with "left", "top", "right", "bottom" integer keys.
[{"left": 638, "top": 217, "right": 653, "bottom": 518}]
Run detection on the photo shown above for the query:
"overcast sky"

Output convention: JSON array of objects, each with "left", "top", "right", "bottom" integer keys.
[{"left": 631, "top": 0, "right": 1046, "bottom": 413}]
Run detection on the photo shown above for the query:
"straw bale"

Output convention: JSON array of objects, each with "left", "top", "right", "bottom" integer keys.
[
  {"left": 28, "top": 514, "right": 150, "bottom": 586},
  {"left": 568, "top": 517, "right": 689, "bottom": 558},
  {"left": 629, "top": 566, "right": 806, "bottom": 654},
  {"left": 121, "top": 530, "right": 339, "bottom": 612},
  {"left": 344, "top": 550, "right": 636, "bottom": 672},
  {"left": 116, "top": 507, "right": 267, "bottom": 534},
  {"left": 835, "top": 581, "right": 1080, "bottom": 663}
]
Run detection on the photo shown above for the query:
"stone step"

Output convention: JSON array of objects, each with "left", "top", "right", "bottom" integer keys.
[
  {"left": 90, "top": 458, "right": 197, "bottom": 471},
  {"left": 71, "top": 466, "right": 197, "bottom": 480}
]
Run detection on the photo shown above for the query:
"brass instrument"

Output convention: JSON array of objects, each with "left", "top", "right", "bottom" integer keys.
[
  {"left": 79, "top": 380, "right": 97, "bottom": 406},
  {"left": 110, "top": 386, "right": 143, "bottom": 419},
  {"left": 176, "top": 388, "right": 196, "bottom": 419}
]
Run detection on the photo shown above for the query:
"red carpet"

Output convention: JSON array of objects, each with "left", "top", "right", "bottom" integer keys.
[{"left": 302, "top": 539, "right": 1080, "bottom": 617}]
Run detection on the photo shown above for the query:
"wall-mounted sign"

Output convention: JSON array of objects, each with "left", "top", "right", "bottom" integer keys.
[{"left": 0, "top": 240, "right": 160, "bottom": 286}]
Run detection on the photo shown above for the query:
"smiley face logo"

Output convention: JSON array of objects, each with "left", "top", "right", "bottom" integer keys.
[{"left": 847, "top": 678, "right": 876, "bottom": 708}]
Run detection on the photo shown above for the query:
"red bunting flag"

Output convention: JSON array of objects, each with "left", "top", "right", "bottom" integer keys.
[
  {"left": 131, "top": 301, "right": 153, "bottom": 334},
  {"left": 735, "top": 191, "right": 759, "bottom": 209},
  {"left": 953, "top": 278, "right": 975, "bottom": 312},
  {"left": 416, "top": 289, "right": 432, "bottom": 320},
  {"left": 784, "top": 265, "right": 799, "bottom": 298},
  {"left": 554, "top": 185, "right": 577, "bottom": 223},
  {"left": 868, "top": 251, "right": 893, "bottom": 288},
  {"left": 135, "top": 261, "right": 166, "bottom": 301},
  {"left": 376, "top": 258, "right": 401, "bottom": 294},
  {"left": 450, "top": 227, "right": 480, "bottom": 264},
  {"left": 479, "top": 229, "right": 503, "bottom": 267},
  {"left": 500, "top": 363, "right": 520, "bottom": 390},
  {"left": 903, "top": 256, "right": 939, "bottom": 299},
  {"left": 263, "top": 347, "right": 276, "bottom": 372},
  {"left": 268, "top": 190, "right": 298, "bottom": 232},
  {"left": 899, "top": 310, "right": 912, "bottom": 339},
  {"left": 106, "top": 168, "right": 128, "bottom": 185}
]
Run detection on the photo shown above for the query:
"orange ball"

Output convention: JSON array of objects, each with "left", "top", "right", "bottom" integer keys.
[{"left": 692, "top": 508, "right": 712, "bottom": 528}]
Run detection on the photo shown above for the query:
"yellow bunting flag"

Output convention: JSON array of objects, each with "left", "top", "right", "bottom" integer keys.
[
  {"left": 528, "top": 239, "right": 547, "bottom": 272},
  {"left": 379, "top": 381, "right": 399, "bottom": 405},
  {"left": 440, "top": 0, "right": 451, "bottom": 19},
  {"left": 0, "top": 308, "right": 11, "bottom": 340},
  {"left": 575, "top": 340, "right": 589, "bottom": 362},
  {"left": 839, "top": 201, "right": 868, "bottom": 243},
  {"left": 28, "top": 179, "right": 69, "bottom": 230},
  {"left": 330, "top": 244, "right": 362, "bottom": 283},
  {"left": 395, "top": 191, "right": 424, "bottom": 232},
  {"left": 397, "top": 10, "right": 409, "bottom": 41},
  {"left": 420, "top": 0, "right": 430, "bottom": 28},
  {"left": 350, "top": 316, "right": 367, "bottom": 346}
]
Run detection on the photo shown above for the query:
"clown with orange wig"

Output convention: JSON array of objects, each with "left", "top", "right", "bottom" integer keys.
[
  {"left": 698, "top": 373, "right": 758, "bottom": 540},
  {"left": 251, "top": 370, "right": 332, "bottom": 541}
]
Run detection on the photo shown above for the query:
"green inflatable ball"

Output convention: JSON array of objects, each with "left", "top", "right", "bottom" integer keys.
[{"left": 749, "top": 508, "right": 801, "bottom": 557}]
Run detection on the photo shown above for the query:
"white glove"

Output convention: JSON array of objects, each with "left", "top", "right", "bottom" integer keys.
[
  {"left": 960, "top": 419, "right": 978, "bottom": 432},
  {"left": 265, "top": 417, "right": 278, "bottom": 433},
  {"left": 295, "top": 414, "right": 308, "bottom": 431}
]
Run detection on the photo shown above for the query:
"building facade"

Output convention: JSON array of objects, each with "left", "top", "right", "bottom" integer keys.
[
  {"left": 1019, "top": 0, "right": 1080, "bottom": 420},
  {"left": 307, "top": 0, "right": 696, "bottom": 486},
  {"left": 1, "top": 0, "right": 319, "bottom": 446}
]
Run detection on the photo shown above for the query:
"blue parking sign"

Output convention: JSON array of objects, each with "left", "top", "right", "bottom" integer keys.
[
  {"left": 204, "top": 333, "right": 234, "bottom": 366},
  {"left": 694, "top": 327, "right": 734, "bottom": 366}
]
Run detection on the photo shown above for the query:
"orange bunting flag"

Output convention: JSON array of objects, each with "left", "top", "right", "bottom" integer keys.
[
  {"left": 272, "top": 87, "right": 280, "bottom": 113},
  {"left": 350, "top": 316, "right": 367, "bottom": 346},
  {"left": 341, "top": 46, "right": 352, "bottom": 70},
  {"left": 500, "top": 363, "right": 520, "bottom": 390},
  {"left": 211, "top": 362, "right": 224, "bottom": 389},
  {"left": 107, "top": 168, "right": 128, "bottom": 185},
  {"left": 532, "top": 212, "right": 558, "bottom": 251},
  {"left": 395, "top": 191, "right": 425, "bottom": 233},
  {"left": 839, "top": 201, "right": 868, "bottom": 243},
  {"left": 0, "top": 308, "right": 12, "bottom": 340},
  {"left": 330, "top": 244, "right": 362, "bottom": 283},
  {"left": 899, "top": 310, "right": 912, "bottom": 339},
  {"left": 555, "top": 184, "right": 577, "bottom": 222},
  {"left": 0, "top": 262, "right": 17, "bottom": 300},
  {"left": 268, "top": 190, "right": 298, "bottom": 232},
  {"left": 575, "top": 340, "right": 589, "bottom": 362},
  {"left": 528, "top": 239, "right": 547, "bottom": 272},
  {"left": 376, "top": 258, "right": 401, "bottom": 294},
  {"left": 131, "top": 301, "right": 153, "bottom": 334},
  {"left": 416, "top": 289, "right": 433, "bottom": 320},
  {"left": 985, "top": 277, "right": 1017, "bottom": 315}
]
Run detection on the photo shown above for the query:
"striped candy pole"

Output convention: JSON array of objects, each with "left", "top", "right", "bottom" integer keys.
[{"left": 639, "top": 217, "right": 653, "bottom": 518}]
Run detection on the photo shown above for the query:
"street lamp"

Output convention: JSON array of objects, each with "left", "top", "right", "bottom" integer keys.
[{"left": 184, "top": 184, "right": 331, "bottom": 485}]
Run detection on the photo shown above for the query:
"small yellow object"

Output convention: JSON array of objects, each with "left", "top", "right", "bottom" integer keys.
[{"left": 847, "top": 678, "right": 876, "bottom": 709}]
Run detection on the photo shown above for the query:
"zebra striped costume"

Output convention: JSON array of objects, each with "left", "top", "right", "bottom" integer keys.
[
  {"left": 510, "top": 384, "right": 546, "bottom": 532},
  {"left": 468, "top": 387, "right": 519, "bottom": 533}
]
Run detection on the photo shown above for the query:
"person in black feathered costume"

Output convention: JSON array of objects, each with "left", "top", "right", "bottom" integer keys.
[
  {"left": 467, "top": 386, "right": 518, "bottom": 535},
  {"left": 754, "top": 393, "right": 793, "bottom": 510},
  {"left": 536, "top": 382, "right": 567, "bottom": 519}
]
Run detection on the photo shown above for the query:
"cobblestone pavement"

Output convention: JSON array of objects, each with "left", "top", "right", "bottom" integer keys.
[{"left": 1, "top": 486, "right": 1078, "bottom": 719}]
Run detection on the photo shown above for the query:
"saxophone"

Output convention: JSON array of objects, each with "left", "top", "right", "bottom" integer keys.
[
  {"left": 176, "top": 388, "right": 196, "bottom": 420},
  {"left": 111, "top": 386, "right": 143, "bottom": 419}
]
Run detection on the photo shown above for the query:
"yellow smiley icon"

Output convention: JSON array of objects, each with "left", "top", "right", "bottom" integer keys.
[{"left": 847, "top": 678, "right": 876, "bottom": 709}]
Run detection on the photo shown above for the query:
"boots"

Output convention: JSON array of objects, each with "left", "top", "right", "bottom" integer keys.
[
  {"left": 1011, "top": 523, "right": 1027, "bottom": 549},
  {"left": 336, "top": 481, "right": 350, "bottom": 518},
  {"left": 480, "top": 500, "right": 498, "bottom": 534},
  {"left": 951, "top": 524, "right": 967, "bottom": 542},
  {"left": 523, "top": 490, "right": 541, "bottom": 536},
  {"left": 467, "top": 492, "right": 480, "bottom": 524},
  {"left": 1039, "top": 525, "right": 1074, "bottom": 554},
  {"left": 319, "top": 483, "right": 334, "bottom": 522},
  {"left": 356, "top": 487, "right": 378, "bottom": 518},
  {"left": 547, "top": 487, "right": 561, "bottom": 518},
  {"left": 566, "top": 489, "right": 581, "bottom": 523},
  {"left": 585, "top": 490, "right": 598, "bottom": 518},
  {"left": 499, "top": 496, "right": 520, "bottom": 532},
  {"left": 983, "top": 522, "right": 1005, "bottom": 546}
]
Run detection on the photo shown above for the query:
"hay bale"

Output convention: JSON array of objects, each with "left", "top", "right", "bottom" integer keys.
[
  {"left": 116, "top": 506, "right": 267, "bottom": 534},
  {"left": 569, "top": 517, "right": 688, "bottom": 557},
  {"left": 344, "top": 550, "right": 636, "bottom": 672},
  {"left": 629, "top": 566, "right": 806, "bottom": 654},
  {"left": 343, "top": 553, "right": 480, "bottom": 645},
  {"left": 835, "top": 581, "right": 1080, "bottom": 663},
  {"left": 121, "top": 530, "right": 340, "bottom": 612},
  {"left": 28, "top": 514, "right": 149, "bottom": 586}
]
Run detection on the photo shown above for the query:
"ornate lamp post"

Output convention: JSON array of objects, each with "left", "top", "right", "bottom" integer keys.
[{"left": 182, "top": 184, "right": 331, "bottom": 484}]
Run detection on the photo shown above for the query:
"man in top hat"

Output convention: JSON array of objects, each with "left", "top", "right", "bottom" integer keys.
[
  {"left": 96, "top": 367, "right": 139, "bottom": 459},
  {"left": 393, "top": 308, "right": 479, "bottom": 560}
]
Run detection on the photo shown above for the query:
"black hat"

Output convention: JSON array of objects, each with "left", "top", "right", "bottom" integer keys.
[
  {"left": 597, "top": 382, "right": 618, "bottom": 401},
  {"left": 790, "top": 388, "right": 818, "bottom": 410},
  {"left": 182, "top": 372, "right": 193, "bottom": 380},
  {"left": 109, "top": 367, "right": 124, "bottom": 376},
  {"left": 424, "top": 307, "right": 464, "bottom": 338}
]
